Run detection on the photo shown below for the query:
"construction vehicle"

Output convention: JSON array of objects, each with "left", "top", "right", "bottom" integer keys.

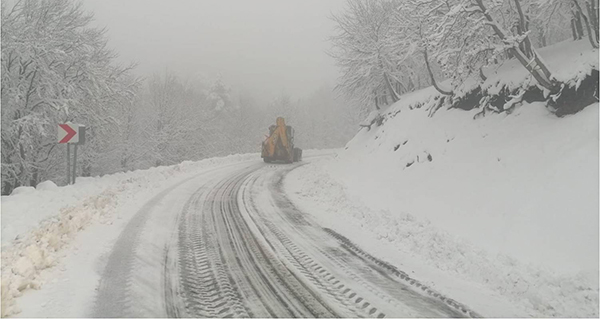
[{"left": 261, "top": 117, "right": 302, "bottom": 163}]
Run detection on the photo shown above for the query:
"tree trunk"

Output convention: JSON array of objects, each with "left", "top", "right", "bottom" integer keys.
[
  {"left": 475, "top": 0, "right": 559, "bottom": 92},
  {"left": 83, "top": 160, "right": 92, "bottom": 177},
  {"left": 423, "top": 49, "right": 452, "bottom": 95},
  {"left": 538, "top": 30, "right": 547, "bottom": 47},
  {"left": 586, "top": 0, "right": 599, "bottom": 42},
  {"left": 513, "top": 0, "right": 533, "bottom": 57},
  {"left": 383, "top": 72, "right": 400, "bottom": 103},
  {"left": 573, "top": 0, "right": 599, "bottom": 48},
  {"left": 572, "top": 19, "right": 580, "bottom": 40},
  {"left": 575, "top": 10, "right": 585, "bottom": 39},
  {"left": 2, "top": 157, "right": 15, "bottom": 195},
  {"left": 30, "top": 168, "right": 38, "bottom": 188}
]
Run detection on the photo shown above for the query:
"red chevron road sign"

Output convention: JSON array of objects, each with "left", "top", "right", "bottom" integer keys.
[{"left": 58, "top": 123, "right": 79, "bottom": 144}]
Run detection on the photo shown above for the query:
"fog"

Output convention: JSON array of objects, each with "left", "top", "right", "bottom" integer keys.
[
  {"left": 2, "top": 0, "right": 365, "bottom": 193},
  {"left": 82, "top": 0, "right": 345, "bottom": 100},
  {"left": 2, "top": 1, "right": 597, "bottom": 317}
]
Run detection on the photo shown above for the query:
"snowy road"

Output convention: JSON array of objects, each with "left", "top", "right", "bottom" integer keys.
[{"left": 92, "top": 157, "right": 475, "bottom": 318}]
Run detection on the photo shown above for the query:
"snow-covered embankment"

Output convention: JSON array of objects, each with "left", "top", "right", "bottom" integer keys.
[
  {"left": 0, "top": 154, "right": 257, "bottom": 317},
  {"left": 285, "top": 40, "right": 599, "bottom": 317}
]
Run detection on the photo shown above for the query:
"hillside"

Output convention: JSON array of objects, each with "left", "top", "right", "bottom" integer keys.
[{"left": 285, "top": 39, "right": 599, "bottom": 317}]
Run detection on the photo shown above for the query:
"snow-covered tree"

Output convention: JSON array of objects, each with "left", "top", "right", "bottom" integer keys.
[
  {"left": 1, "top": 0, "right": 139, "bottom": 193},
  {"left": 468, "top": 0, "right": 560, "bottom": 91},
  {"left": 330, "top": 0, "right": 583, "bottom": 109},
  {"left": 330, "top": 0, "right": 410, "bottom": 110},
  {"left": 142, "top": 73, "right": 205, "bottom": 166},
  {"left": 207, "top": 77, "right": 233, "bottom": 113},
  {"left": 568, "top": 0, "right": 599, "bottom": 48}
]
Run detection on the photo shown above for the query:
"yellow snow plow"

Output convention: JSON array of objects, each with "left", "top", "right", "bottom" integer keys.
[{"left": 261, "top": 117, "right": 302, "bottom": 163}]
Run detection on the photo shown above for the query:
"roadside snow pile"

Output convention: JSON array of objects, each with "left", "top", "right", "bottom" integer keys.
[
  {"left": 285, "top": 40, "right": 598, "bottom": 317},
  {"left": 35, "top": 181, "right": 58, "bottom": 191},
  {"left": 9, "top": 187, "right": 35, "bottom": 196},
  {"left": 0, "top": 153, "right": 257, "bottom": 317}
]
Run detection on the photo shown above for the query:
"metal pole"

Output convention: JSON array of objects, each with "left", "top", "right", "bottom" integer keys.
[
  {"left": 66, "top": 144, "right": 71, "bottom": 185},
  {"left": 72, "top": 144, "right": 78, "bottom": 184}
]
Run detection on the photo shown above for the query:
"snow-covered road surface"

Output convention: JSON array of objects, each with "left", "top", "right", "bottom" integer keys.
[{"left": 92, "top": 156, "right": 476, "bottom": 318}]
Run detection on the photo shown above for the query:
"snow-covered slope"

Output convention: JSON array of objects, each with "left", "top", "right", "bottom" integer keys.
[
  {"left": 472, "top": 39, "right": 598, "bottom": 95},
  {"left": 341, "top": 102, "right": 597, "bottom": 274},
  {"left": 285, "top": 40, "right": 599, "bottom": 317}
]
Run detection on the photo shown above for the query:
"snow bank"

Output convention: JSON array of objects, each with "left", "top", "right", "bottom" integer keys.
[
  {"left": 284, "top": 40, "right": 598, "bottom": 317},
  {"left": 286, "top": 102, "right": 598, "bottom": 317},
  {"left": 0, "top": 153, "right": 257, "bottom": 317},
  {"left": 35, "top": 181, "right": 57, "bottom": 191},
  {"left": 8, "top": 187, "right": 35, "bottom": 196},
  {"left": 286, "top": 150, "right": 598, "bottom": 317},
  {"left": 1, "top": 154, "right": 255, "bottom": 247}
]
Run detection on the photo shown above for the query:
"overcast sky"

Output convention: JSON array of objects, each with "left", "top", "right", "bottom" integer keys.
[{"left": 81, "top": 0, "right": 346, "bottom": 100}]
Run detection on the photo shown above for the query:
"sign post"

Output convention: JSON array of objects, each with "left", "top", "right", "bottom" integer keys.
[
  {"left": 66, "top": 144, "right": 71, "bottom": 185},
  {"left": 72, "top": 144, "right": 78, "bottom": 184},
  {"left": 58, "top": 123, "right": 86, "bottom": 185}
]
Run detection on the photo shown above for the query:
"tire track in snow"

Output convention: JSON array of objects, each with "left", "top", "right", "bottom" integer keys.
[
  {"left": 175, "top": 181, "right": 249, "bottom": 318},
  {"left": 323, "top": 228, "right": 482, "bottom": 318},
  {"left": 94, "top": 158, "right": 479, "bottom": 318},
  {"left": 240, "top": 173, "right": 384, "bottom": 318},
  {"left": 92, "top": 162, "right": 253, "bottom": 317},
  {"left": 261, "top": 164, "right": 476, "bottom": 317},
  {"left": 172, "top": 166, "right": 339, "bottom": 317},
  {"left": 93, "top": 180, "right": 188, "bottom": 317}
]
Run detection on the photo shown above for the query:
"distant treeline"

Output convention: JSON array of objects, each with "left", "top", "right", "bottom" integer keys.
[
  {"left": 330, "top": 0, "right": 599, "bottom": 111},
  {"left": 1, "top": 0, "right": 361, "bottom": 195}
]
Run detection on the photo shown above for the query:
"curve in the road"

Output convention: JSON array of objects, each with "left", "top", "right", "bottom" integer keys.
[{"left": 94, "top": 159, "right": 479, "bottom": 318}]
